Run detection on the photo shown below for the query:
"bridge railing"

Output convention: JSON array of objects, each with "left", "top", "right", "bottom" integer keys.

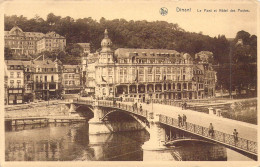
[
  {"left": 73, "top": 99, "right": 94, "bottom": 105},
  {"left": 97, "top": 101, "right": 148, "bottom": 118},
  {"left": 159, "top": 114, "right": 257, "bottom": 155}
]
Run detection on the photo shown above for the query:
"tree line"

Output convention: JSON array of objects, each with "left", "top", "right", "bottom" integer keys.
[{"left": 4, "top": 13, "right": 257, "bottom": 93}]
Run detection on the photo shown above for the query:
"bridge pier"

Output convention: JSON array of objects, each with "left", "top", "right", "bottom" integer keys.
[
  {"left": 69, "top": 104, "right": 80, "bottom": 117},
  {"left": 142, "top": 113, "right": 166, "bottom": 150},
  {"left": 142, "top": 113, "right": 171, "bottom": 161},
  {"left": 88, "top": 104, "right": 111, "bottom": 134}
]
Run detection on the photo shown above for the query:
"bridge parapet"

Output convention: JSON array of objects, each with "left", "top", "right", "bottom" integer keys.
[{"left": 159, "top": 114, "right": 257, "bottom": 156}]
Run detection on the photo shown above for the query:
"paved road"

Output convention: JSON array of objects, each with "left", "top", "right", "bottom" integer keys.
[{"left": 124, "top": 101, "right": 257, "bottom": 142}]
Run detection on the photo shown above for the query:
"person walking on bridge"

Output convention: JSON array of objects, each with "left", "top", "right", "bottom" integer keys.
[
  {"left": 178, "top": 114, "right": 182, "bottom": 127},
  {"left": 208, "top": 123, "right": 214, "bottom": 137},
  {"left": 184, "top": 101, "right": 187, "bottom": 110},
  {"left": 182, "top": 114, "right": 187, "bottom": 127},
  {"left": 233, "top": 129, "right": 238, "bottom": 144}
]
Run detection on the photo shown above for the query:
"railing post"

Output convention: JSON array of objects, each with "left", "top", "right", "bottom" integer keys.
[
  {"left": 201, "top": 127, "right": 203, "bottom": 135},
  {"left": 247, "top": 140, "right": 249, "bottom": 150},
  {"left": 193, "top": 124, "right": 196, "bottom": 133},
  {"left": 223, "top": 133, "right": 225, "bottom": 143}
]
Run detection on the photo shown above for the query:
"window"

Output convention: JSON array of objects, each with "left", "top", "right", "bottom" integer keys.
[
  {"left": 148, "top": 75, "right": 152, "bottom": 82},
  {"left": 183, "top": 83, "right": 187, "bottom": 90},
  {"left": 17, "top": 72, "right": 21, "bottom": 78},
  {"left": 139, "top": 76, "right": 144, "bottom": 82},
  {"left": 156, "top": 75, "right": 160, "bottom": 81},
  {"left": 108, "top": 68, "right": 113, "bottom": 75},
  {"left": 124, "top": 68, "right": 127, "bottom": 75},
  {"left": 17, "top": 80, "right": 21, "bottom": 87},
  {"left": 45, "top": 76, "right": 47, "bottom": 82},
  {"left": 51, "top": 76, "right": 54, "bottom": 82},
  {"left": 120, "top": 68, "right": 123, "bottom": 75},
  {"left": 10, "top": 80, "right": 14, "bottom": 87},
  {"left": 148, "top": 67, "right": 153, "bottom": 74},
  {"left": 10, "top": 72, "right": 14, "bottom": 78},
  {"left": 167, "top": 67, "right": 171, "bottom": 73},
  {"left": 139, "top": 68, "right": 144, "bottom": 75},
  {"left": 156, "top": 67, "right": 160, "bottom": 74}
]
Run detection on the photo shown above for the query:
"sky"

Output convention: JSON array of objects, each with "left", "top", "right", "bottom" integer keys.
[{"left": 2, "top": 0, "right": 258, "bottom": 38}]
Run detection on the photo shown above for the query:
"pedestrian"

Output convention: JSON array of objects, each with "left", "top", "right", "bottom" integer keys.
[
  {"left": 184, "top": 101, "right": 187, "bottom": 110},
  {"left": 181, "top": 101, "right": 184, "bottom": 110},
  {"left": 182, "top": 114, "right": 187, "bottom": 127},
  {"left": 208, "top": 123, "right": 214, "bottom": 137},
  {"left": 113, "top": 99, "right": 116, "bottom": 106},
  {"left": 178, "top": 114, "right": 182, "bottom": 127},
  {"left": 233, "top": 129, "right": 238, "bottom": 143}
]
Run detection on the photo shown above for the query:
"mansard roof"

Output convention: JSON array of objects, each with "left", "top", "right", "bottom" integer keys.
[
  {"left": 4, "top": 26, "right": 63, "bottom": 39},
  {"left": 114, "top": 48, "right": 181, "bottom": 59}
]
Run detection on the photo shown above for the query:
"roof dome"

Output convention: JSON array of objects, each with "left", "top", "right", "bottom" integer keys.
[{"left": 101, "top": 29, "right": 112, "bottom": 52}]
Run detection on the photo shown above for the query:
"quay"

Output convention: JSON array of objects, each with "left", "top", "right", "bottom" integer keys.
[{"left": 5, "top": 116, "right": 86, "bottom": 126}]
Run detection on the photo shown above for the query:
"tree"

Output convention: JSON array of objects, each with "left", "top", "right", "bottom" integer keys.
[{"left": 4, "top": 47, "right": 13, "bottom": 60}]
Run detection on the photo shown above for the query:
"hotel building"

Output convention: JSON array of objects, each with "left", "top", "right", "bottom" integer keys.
[{"left": 85, "top": 29, "right": 216, "bottom": 101}]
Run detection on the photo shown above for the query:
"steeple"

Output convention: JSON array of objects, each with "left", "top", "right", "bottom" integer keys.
[
  {"left": 104, "top": 29, "right": 109, "bottom": 38},
  {"left": 101, "top": 29, "right": 112, "bottom": 53}
]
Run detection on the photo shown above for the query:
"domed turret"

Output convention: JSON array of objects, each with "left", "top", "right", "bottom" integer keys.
[{"left": 101, "top": 29, "right": 112, "bottom": 52}]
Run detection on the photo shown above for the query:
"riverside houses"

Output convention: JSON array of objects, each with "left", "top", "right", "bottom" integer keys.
[
  {"left": 32, "top": 55, "right": 62, "bottom": 100},
  {"left": 85, "top": 29, "right": 217, "bottom": 101},
  {"left": 62, "top": 65, "right": 82, "bottom": 94},
  {"left": 5, "top": 60, "right": 25, "bottom": 104}
]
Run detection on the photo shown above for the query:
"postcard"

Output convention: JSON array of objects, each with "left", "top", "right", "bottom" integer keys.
[{"left": 0, "top": 0, "right": 259, "bottom": 166}]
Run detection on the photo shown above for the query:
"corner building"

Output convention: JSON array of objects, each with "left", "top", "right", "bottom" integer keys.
[{"left": 86, "top": 30, "right": 216, "bottom": 101}]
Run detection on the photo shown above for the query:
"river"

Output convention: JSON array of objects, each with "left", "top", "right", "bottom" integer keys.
[{"left": 5, "top": 122, "right": 253, "bottom": 161}]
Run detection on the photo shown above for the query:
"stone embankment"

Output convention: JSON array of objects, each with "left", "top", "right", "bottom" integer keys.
[{"left": 5, "top": 100, "right": 85, "bottom": 126}]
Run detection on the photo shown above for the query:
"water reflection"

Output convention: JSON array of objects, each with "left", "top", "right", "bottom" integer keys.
[
  {"left": 5, "top": 123, "right": 253, "bottom": 161},
  {"left": 5, "top": 123, "right": 148, "bottom": 161}
]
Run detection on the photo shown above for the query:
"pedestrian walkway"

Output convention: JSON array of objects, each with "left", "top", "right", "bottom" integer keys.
[{"left": 135, "top": 102, "right": 257, "bottom": 142}]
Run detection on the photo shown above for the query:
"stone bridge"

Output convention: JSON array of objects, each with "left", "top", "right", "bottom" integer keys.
[{"left": 68, "top": 99, "right": 257, "bottom": 160}]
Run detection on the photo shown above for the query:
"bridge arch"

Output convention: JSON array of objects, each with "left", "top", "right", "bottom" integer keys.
[{"left": 100, "top": 109, "right": 150, "bottom": 133}]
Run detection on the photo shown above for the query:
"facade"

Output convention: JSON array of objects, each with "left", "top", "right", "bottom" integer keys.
[
  {"left": 62, "top": 65, "right": 81, "bottom": 94},
  {"left": 37, "top": 32, "right": 66, "bottom": 53},
  {"left": 77, "top": 43, "right": 90, "bottom": 54},
  {"left": 31, "top": 56, "right": 62, "bottom": 100},
  {"left": 4, "top": 26, "right": 66, "bottom": 55},
  {"left": 5, "top": 60, "right": 25, "bottom": 104},
  {"left": 85, "top": 29, "right": 217, "bottom": 101}
]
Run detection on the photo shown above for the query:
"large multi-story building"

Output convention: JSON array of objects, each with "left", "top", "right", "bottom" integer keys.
[
  {"left": 4, "top": 26, "right": 66, "bottom": 56},
  {"left": 77, "top": 43, "right": 90, "bottom": 54},
  {"left": 5, "top": 60, "right": 25, "bottom": 104},
  {"left": 4, "top": 56, "right": 64, "bottom": 104},
  {"left": 37, "top": 32, "right": 66, "bottom": 53},
  {"left": 85, "top": 29, "right": 217, "bottom": 101},
  {"left": 61, "top": 65, "right": 81, "bottom": 94},
  {"left": 31, "top": 56, "right": 62, "bottom": 100}
]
